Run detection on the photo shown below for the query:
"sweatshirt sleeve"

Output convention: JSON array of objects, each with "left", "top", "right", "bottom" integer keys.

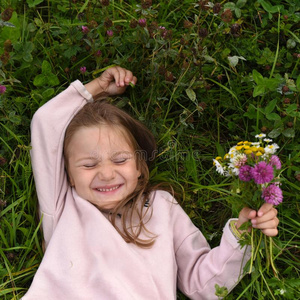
[
  {"left": 173, "top": 204, "right": 251, "bottom": 300},
  {"left": 30, "top": 80, "right": 93, "bottom": 247}
]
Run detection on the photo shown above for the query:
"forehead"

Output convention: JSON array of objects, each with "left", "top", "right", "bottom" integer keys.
[{"left": 67, "top": 125, "right": 134, "bottom": 157}]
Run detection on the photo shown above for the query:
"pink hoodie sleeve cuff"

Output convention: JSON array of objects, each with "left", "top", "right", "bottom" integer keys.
[{"left": 71, "top": 80, "right": 94, "bottom": 103}]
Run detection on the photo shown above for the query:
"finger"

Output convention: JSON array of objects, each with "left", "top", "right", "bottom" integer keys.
[
  {"left": 252, "top": 207, "right": 278, "bottom": 226},
  {"left": 261, "top": 228, "right": 278, "bottom": 237},
  {"left": 257, "top": 202, "right": 273, "bottom": 217},
  {"left": 114, "top": 66, "right": 127, "bottom": 87},
  {"left": 236, "top": 207, "right": 256, "bottom": 229},
  {"left": 252, "top": 216, "right": 279, "bottom": 229},
  {"left": 124, "top": 69, "right": 133, "bottom": 84},
  {"left": 101, "top": 67, "right": 120, "bottom": 88},
  {"left": 131, "top": 76, "right": 137, "bottom": 85}
]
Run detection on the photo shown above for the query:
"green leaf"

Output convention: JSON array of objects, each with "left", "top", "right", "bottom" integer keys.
[
  {"left": 252, "top": 69, "right": 264, "bottom": 84},
  {"left": 26, "top": 0, "right": 44, "bottom": 8},
  {"left": 41, "top": 60, "right": 52, "bottom": 74},
  {"left": 33, "top": 74, "right": 47, "bottom": 87},
  {"left": 264, "top": 99, "right": 277, "bottom": 114},
  {"left": 186, "top": 88, "right": 196, "bottom": 102},
  {"left": 42, "top": 88, "right": 55, "bottom": 99},
  {"left": 282, "top": 128, "right": 295, "bottom": 138},
  {"left": 253, "top": 85, "right": 265, "bottom": 97},
  {"left": 224, "top": 2, "right": 236, "bottom": 10},
  {"left": 244, "top": 104, "right": 257, "bottom": 119},
  {"left": 235, "top": 8, "right": 241, "bottom": 18},
  {"left": 266, "top": 113, "right": 281, "bottom": 121},
  {"left": 236, "top": 0, "right": 247, "bottom": 8},
  {"left": 47, "top": 74, "right": 59, "bottom": 86},
  {"left": 285, "top": 104, "right": 298, "bottom": 114},
  {"left": 268, "top": 128, "right": 282, "bottom": 138}
]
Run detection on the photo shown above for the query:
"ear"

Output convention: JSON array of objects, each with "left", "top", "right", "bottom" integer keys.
[{"left": 69, "top": 175, "right": 75, "bottom": 187}]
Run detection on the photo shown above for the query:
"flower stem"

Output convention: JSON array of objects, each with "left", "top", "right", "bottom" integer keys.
[{"left": 269, "top": 236, "right": 278, "bottom": 277}]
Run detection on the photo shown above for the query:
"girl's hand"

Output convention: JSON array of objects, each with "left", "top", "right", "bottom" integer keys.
[
  {"left": 84, "top": 66, "right": 137, "bottom": 100},
  {"left": 236, "top": 203, "right": 279, "bottom": 237}
]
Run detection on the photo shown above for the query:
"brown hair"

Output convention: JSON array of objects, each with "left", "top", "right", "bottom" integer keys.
[{"left": 63, "top": 100, "right": 158, "bottom": 247}]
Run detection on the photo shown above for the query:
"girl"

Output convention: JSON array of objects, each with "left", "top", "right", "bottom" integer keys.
[{"left": 24, "top": 66, "right": 279, "bottom": 300}]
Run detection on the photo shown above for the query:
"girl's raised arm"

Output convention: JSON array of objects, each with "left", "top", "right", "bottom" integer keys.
[{"left": 30, "top": 66, "right": 136, "bottom": 248}]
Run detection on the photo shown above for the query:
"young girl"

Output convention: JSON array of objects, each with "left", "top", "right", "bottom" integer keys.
[{"left": 24, "top": 66, "right": 279, "bottom": 299}]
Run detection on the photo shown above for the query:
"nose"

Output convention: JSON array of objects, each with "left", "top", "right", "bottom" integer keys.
[{"left": 97, "top": 162, "right": 115, "bottom": 181}]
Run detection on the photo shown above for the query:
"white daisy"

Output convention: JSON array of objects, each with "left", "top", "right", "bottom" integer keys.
[
  {"left": 264, "top": 138, "right": 273, "bottom": 143},
  {"left": 255, "top": 133, "right": 266, "bottom": 139},
  {"left": 264, "top": 143, "right": 279, "bottom": 155}
]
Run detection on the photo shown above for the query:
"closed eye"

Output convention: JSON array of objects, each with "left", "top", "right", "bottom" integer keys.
[
  {"left": 83, "top": 164, "right": 96, "bottom": 168},
  {"left": 113, "top": 158, "right": 128, "bottom": 164}
]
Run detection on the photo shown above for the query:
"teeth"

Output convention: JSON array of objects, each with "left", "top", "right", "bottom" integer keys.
[{"left": 97, "top": 185, "right": 120, "bottom": 192}]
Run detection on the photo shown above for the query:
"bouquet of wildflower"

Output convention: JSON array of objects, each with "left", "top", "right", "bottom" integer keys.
[{"left": 213, "top": 133, "right": 282, "bottom": 275}]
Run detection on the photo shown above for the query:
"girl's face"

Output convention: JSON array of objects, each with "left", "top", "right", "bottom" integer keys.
[{"left": 66, "top": 125, "right": 141, "bottom": 211}]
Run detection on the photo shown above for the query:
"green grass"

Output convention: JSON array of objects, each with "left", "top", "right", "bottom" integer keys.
[{"left": 1, "top": 0, "right": 300, "bottom": 299}]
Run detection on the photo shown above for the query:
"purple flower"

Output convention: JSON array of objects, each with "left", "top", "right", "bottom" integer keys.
[
  {"left": 80, "top": 66, "right": 87, "bottom": 74},
  {"left": 106, "top": 30, "right": 113, "bottom": 36},
  {"left": 251, "top": 161, "right": 274, "bottom": 184},
  {"left": 0, "top": 85, "right": 6, "bottom": 95},
  {"left": 239, "top": 165, "right": 253, "bottom": 182},
  {"left": 270, "top": 155, "right": 281, "bottom": 170},
  {"left": 262, "top": 184, "right": 283, "bottom": 205},
  {"left": 95, "top": 50, "right": 102, "bottom": 57},
  {"left": 138, "top": 18, "right": 147, "bottom": 27},
  {"left": 81, "top": 26, "right": 89, "bottom": 34}
]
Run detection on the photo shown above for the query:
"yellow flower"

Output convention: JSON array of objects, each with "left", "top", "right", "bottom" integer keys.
[
  {"left": 244, "top": 145, "right": 250, "bottom": 149},
  {"left": 256, "top": 151, "right": 263, "bottom": 156},
  {"left": 237, "top": 141, "right": 244, "bottom": 145},
  {"left": 236, "top": 146, "right": 243, "bottom": 150},
  {"left": 245, "top": 149, "right": 252, "bottom": 155},
  {"left": 215, "top": 156, "right": 222, "bottom": 161}
]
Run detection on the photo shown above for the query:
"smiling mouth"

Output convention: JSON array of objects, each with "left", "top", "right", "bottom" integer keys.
[{"left": 95, "top": 185, "right": 121, "bottom": 192}]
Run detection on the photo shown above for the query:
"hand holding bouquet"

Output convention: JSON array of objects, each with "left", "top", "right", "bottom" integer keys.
[{"left": 213, "top": 133, "right": 282, "bottom": 275}]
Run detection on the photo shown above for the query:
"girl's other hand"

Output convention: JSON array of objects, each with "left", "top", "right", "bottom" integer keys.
[
  {"left": 85, "top": 66, "right": 137, "bottom": 100},
  {"left": 236, "top": 203, "right": 279, "bottom": 237}
]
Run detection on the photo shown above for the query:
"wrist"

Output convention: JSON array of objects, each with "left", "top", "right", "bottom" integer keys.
[{"left": 84, "top": 78, "right": 107, "bottom": 100}]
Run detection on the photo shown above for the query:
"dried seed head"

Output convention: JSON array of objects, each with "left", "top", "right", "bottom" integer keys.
[
  {"left": 261, "top": 126, "right": 267, "bottom": 132},
  {"left": 165, "top": 71, "right": 174, "bottom": 82},
  {"left": 283, "top": 98, "right": 290, "bottom": 104},
  {"left": 104, "top": 17, "right": 113, "bottom": 28},
  {"left": 141, "top": 0, "right": 152, "bottom": 9},
  {"left": 0, "top": 51, "right": 9, "bottom": 65},
  {"left": 230, "top": 23, "right": 240, "bottom": 35},
  {"left": 89, "top": 20, "right": 98, "bottom": 28},
  {"left": 101, "top": 0, "right": 110, "bottom": 6},
  {"left": 183, "top": 20, "right": 193, "bottom": 29},
  {"left": 198, "top": 28, "right": 208, "bottom": 38},
  {"left": 213, "top": 3, "right": 222, "bottom": 14},
  {"left": 198, "top": 102, "right": 207, "bottom": 110},
  {"left": 221, "top": 9, "right": 232, "bottom": 23},
  {"left": 129, "top": 19, "right": 138, "bottom": 28},
  {"left": 282, "top": 85, "right": 289, "bottom": 93},
  {"left": 4, "top": 40, "right": 13, "bottom": 52},
  {"left": 0, "top": 156, "right": 7, "bottom": 166},
  {"left": 295, "top": 174, "right": 300, "bottom": 181},
  {"left": 286, "top": 121, "right": 293, "bottom": 128},
  {"left": 1, "top": 8, "right": 13, "bottom": 21},
  {"left": 199, "top": 0, "right": 209, "bottom": 11}
]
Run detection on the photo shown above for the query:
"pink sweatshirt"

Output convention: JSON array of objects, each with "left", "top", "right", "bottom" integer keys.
[{"left": 24, "top": 81, "right": 250, "bottom": 300}]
